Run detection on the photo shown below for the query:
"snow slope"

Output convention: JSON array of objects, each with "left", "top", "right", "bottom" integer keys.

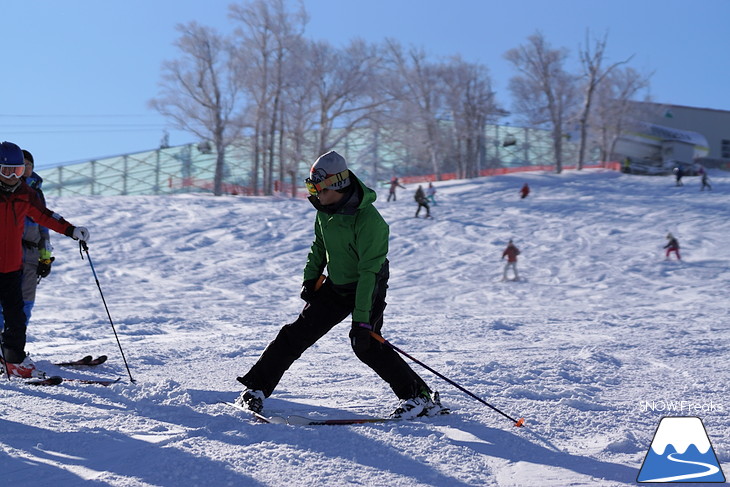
[{"left": 1, "top": 169, "right": 728, "bottom": 486}]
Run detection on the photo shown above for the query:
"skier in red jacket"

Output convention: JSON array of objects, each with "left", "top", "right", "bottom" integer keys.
[
  {"left": 502, "top": 240, "right": 521, "bottom": 281},
  {"left": 520, "top": 183, "right": 530, "bottom": 199},
  {"left": 0, "top": 141, "right": 90, "bottom": 378}
]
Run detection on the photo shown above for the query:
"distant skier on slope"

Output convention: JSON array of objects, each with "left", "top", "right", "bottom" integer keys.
[
  {"left": 664, "top": 233, "right": 681, "bottom": 260},
  {"left": 700, "top": 170, "right": 712, "bottom": 191},
  {"left": 520, "top": 183, "right": 530, "bottom": 199},
  {"left": 501, "top": 240, "right": 520, "bottom": 281},
  {"left": 674, "top": 166, "right": 684, "bottom": 187},
  {"left": 414, "top": 185, "right": 431, "bottom": 218},
  {"left": 426, "top": 182, "right": 437, "bottom": 205},
  {"left": 387, "top": 177, "right": 406, "bottom": 202},
  {"left": 236, "top": 150, "right": 443, "bottom": 419}
]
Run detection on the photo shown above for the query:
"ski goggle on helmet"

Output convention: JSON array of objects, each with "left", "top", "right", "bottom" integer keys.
[{"left": 305, "top": 169, "right": 350, "bottom": 196}]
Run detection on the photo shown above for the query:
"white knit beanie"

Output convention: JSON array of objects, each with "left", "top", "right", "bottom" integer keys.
[{"left": 310, "top": 151, "right": 350, "bottom": 190}]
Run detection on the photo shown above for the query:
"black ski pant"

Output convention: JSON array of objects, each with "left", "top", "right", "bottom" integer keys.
[
  {"left": 416, "top": 201, "right": 430, "bottom": 217},
  {"left": 0, "top": 270, "right": 28, "bottom": 360},
  {"left": 238, "top": 277, "right": 429, "bottom": 400}
]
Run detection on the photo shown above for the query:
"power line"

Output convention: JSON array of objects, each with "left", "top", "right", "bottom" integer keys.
[
  {"left": 0, "top": 124, "right": 163, "bottom": 128},
  {"left": 0, "top": 114, "right": 158, "bottom": 118},
  {"left": 1, "top": 128, "right": 166, "bottom": 135}
]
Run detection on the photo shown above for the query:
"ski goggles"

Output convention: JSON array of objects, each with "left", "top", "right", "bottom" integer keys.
[
  {"left": 0, "top": 164, "right": 24, "bottom": 179},
  {"left": 304, "top": 169, "right": 349, "bottom": 196}
]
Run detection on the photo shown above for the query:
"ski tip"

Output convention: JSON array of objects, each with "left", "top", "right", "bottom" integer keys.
[{"left": 514, "top": 418, "right": 525, "bottom": 428}]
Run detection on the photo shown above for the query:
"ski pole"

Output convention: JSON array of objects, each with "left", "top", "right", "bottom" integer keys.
[
  {"left": 79, "top": 241, "right": 136, "bottom": 383},
  {"left": 370, "top": 331, "right": 524, "bottom": 427}
]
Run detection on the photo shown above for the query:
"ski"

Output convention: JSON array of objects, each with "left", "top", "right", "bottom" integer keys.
[
  {"left": 220, "top": 401, "right": 287, "bottom": 424},
  {"left": 56, "top": 355, "right": 92, "bottom": 366},
  {"left": 62, "top": 376, "right": 121, "bottom": 386},
  {"left": 25, "top": 375, "right": 63, "bottom": 386},
  {"left": 286, "top": 405, "right": 450, "bottom": 426},
  {"left": 221, "top": 400, "right": 449, "bottom": 426},
  {"left": 286, "top": 415, "right": 394, "bottom": 426},
  {"left": 11, "top": 374, "right": 119, "bottom": 386},
  {"left": 55, "top": 355, "right": 108, "bottom": 367}
]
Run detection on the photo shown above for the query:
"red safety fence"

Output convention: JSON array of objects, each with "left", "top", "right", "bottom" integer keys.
[{"left": 169, "top": 161, "right": 621, "bottom": 196}]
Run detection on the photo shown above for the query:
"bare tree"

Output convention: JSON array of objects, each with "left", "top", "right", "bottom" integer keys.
[
  {"left": 591, "top": 66, "right": 652, "bottom": 161},
  {"left": 229, "top": 0, "right": 307, "bottom": 195},
  {"left": 505, "top": 32, "right": 578, "bottom": 173},
  {"left": 576, "top": 31, "right": 633, "bottom": 169},
  {"left": 278, "top": 39, "right": 318, "bottom": 197},
  {"left": 307, "top": 38, "right": 388, "bottom": 155},
  {"left": 149, "top": 22, "right": 243, "bottom": 195},
  {"left": 442, "top": 56, "right": 502, "bottom": 178},
  {"left": 384, "top": 39, "right": 449, "bottom": 177}
]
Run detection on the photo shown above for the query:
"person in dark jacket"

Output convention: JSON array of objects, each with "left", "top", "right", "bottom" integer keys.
[
  {"left": 664, "top": 233, "right": 681, "bottom": 260},
  {"left": 414, "top": 185, "right": 431, "bottom": 218},
  {"left": 236, "top": 151, "right": 441, "bottom": 419},
  {"left": 0, "top": 142, "right": 90, "bottom": 378},
  {"left": 700, "top": 170, "right": 712, "bottom": 191},
  {"left": 674, "top": 167, "right": 684, "bottom": 187}
]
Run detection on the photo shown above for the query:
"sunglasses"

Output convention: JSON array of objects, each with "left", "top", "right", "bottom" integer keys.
[
  {"left": 304, "top": 169, "right": 349, "bottom": 196},
  {"left": 0, "top": 164, "right": 25, "bottom": 179}
]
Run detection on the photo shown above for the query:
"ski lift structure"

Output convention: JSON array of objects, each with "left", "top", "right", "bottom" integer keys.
[
  {"left": 502, "top": 133, "right": 517, "bottom": 147},
  {"left": 485, "top": 124, "right": 563, "bottom": 168},
  {"left": 38, "top": 122, "right": 580, "bottom": 197}
]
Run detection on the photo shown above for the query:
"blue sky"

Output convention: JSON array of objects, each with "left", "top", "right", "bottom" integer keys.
[{"left": 3, "top": 0, "right": 728, "bottom": 169}]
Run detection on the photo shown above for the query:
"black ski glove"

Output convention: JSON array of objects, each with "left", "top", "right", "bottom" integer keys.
[
  {"left": 350, "top": 322, "right": 373, "bottom": 354},
  {"left": 300, "top": 278, "right": 319, "bottom": 302},
  {"left": 37, "top": 257, "right": 55, "bottom": 278}
]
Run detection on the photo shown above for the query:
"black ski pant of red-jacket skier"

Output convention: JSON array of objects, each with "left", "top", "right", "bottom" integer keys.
[
  {"left": 0, "top": 270, "right": 28, "bottom": 362},
  {"left": 237, "top": 273, "right": 429, "bottom": 400}
]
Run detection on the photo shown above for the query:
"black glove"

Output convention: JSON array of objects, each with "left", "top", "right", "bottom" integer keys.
[
  {"left": 350, "top": 322, "right": 373, "bottom": 354},
  {"left": 37, "top": 257, "right": 55, "bottom": 278},
  {"left": 300, "top": 278, "right": 319, "bottom": 302}
]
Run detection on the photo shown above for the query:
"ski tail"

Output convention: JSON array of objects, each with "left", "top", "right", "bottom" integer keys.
[{"left": 25, "top": 376, "right": 63, "bottom": 386}]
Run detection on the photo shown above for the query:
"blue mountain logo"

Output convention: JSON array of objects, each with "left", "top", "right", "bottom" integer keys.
[{"left": 638, "top": 416, "right": 725, "bottom": 483}]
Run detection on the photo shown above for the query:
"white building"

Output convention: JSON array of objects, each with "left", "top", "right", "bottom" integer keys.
[{"left": 635, "top": 101, "right": 730, "bottom": 170}]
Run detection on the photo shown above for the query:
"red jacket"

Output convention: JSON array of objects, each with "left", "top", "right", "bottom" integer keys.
[
  {"left": 502, "top": 244, "right": 520, "bottom": 262},
  {"left": 0, "top": 181, "right": 75, "bottom": 273}
]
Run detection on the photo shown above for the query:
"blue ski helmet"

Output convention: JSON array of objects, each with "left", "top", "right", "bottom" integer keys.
[{"left": 0, "top": 141, "right": 24, "bottom": 166}]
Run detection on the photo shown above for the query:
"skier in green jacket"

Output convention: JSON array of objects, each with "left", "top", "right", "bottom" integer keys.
[{"left": 236, "top": 150, "right": 440, "bottom": 419}]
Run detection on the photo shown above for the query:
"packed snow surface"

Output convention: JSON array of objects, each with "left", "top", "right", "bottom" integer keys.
[{"left": 1, "top": 169, "right": 728, "bottom": 486}]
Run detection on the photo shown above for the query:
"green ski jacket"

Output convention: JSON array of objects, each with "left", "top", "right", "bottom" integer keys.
[{"left": 304, "top": 173, "right": 389, "bottom": 323}]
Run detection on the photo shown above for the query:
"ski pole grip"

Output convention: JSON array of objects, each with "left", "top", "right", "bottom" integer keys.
[{"left": 369, "top": 331, "right": 386, "bottom": 344}]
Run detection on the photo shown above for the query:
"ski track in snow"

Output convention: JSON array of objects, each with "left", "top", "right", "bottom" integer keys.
[{"left": 1, "top": 169, "right": 728, "bottom": 486}]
